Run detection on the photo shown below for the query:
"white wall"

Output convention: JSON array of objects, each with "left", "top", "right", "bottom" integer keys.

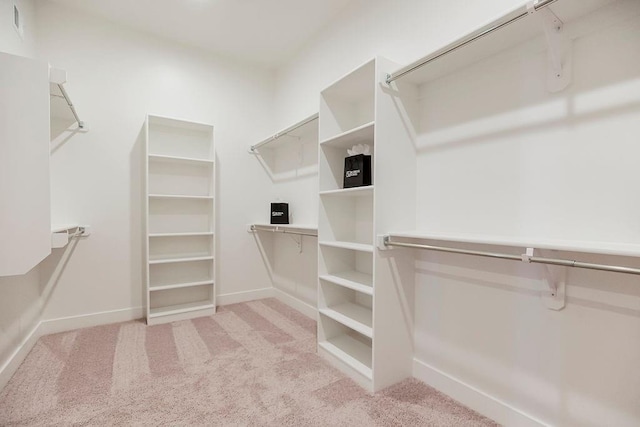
[
  {"left": 0, "top": 0, "right": 42, "bottom": 385},
  {"left": 273, "top": 0, "right": 640, "bottom": 426},
  {"left": 274, "top": 0, "right": 521, "bottom": 127},
  {"left": 0, "top": 0, "right": 36, "bottom": 57},
  {"left": 35, "top": 2, "right": 276, "bottom": 321}
]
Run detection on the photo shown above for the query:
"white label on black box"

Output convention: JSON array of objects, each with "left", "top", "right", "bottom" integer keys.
[
  {"left": 346, "top": 169, "right": 360, "bottom": 178},
  {"left": 272, "top": 212, "right": 284, "bottom": 216}
]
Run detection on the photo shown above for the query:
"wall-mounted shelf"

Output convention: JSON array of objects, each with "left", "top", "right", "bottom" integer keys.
[
  {"left": 383, "top": 230, "right": 640, "bottom": 258},
  {"left": 386, "top": 0, "right": 639, "bottom": 89},
  {"left": 249, "top": 223, "right": 318, "bottom": 237},
  {"left": 49, "top": 67, "right": 86, "bottom": 130},
  {"left": 51, "top": 224, "right": 91, "bottom": 249},
  {"left": 249, "top": 113, "right": 318, "bottom": 153}
]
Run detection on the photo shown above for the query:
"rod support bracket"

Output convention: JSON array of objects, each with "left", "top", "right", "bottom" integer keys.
[
  {"left": 378, "top": 235, "right": 391, "bottom": 251},
  {"left": 536, "top": 6, "right": 572, "bottom": 92},
  {"left": 525, "top": 247, "right": 566, "bottom": 310}
]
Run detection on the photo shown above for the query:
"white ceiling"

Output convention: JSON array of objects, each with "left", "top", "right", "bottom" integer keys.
[{"left": 48, "top": 0, "right": 355, "bottom": 67}]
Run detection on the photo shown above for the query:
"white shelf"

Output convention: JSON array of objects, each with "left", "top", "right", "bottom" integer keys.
[
  {"left": 148, "top": 255, "right": 214, "bottom": 265},
  {"left": 148, "top": 154, "right": 213, "bottom": 165},
  {"left": 149, "top": 300, "right": 215, "bottom": 318},
  {"left": 251, "top": 113, "right": 318, "bottom": 151},
  {"left": 320, "top": 271, "right": 373, "bottom": 295},
  {"left": 149, "top": 280, "right": 214, "bottom": 292},
  {"left": 388, "top": 230, "right": 640, "bottom": 258},
  {"left": 320, "top": 241, "right": 374, "bottom": 253},
  {"left": 51, "top": 224, "right": 79, "bottom": 233},
  {"left": 319, "top": 303, "right": 372, "bottom": 338},
  {"left": 388, "top": 0, "right": 636, "bottom": 86},
  {"left": 318, "top": 335, "right": 372, "bottom": 379},
  {"left": 149, "top": 232, "right": 213, "bottom": 238},
  {"left": 320, "top": 121, "right": 375, "bottom": 148},
  {"left": 148, "top": 194, "right": 213, "bottom": 200},
  {"left": 319, "top": 186, "right": 373, "bottom": 198}
]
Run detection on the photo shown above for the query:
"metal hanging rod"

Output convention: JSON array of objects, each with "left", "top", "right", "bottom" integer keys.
[
  {"left": 385, "top": 0, "right": 559, "bottom": 84},
  {"left": 250, "top": 224, "right": 318, "bottom": 237},
  {"left": 250, "top": 113, "right": 318, "bottom": 152},
  {"left": 55, "top": 83, "right": 85, "bottom": 129},
  {"left": 382, "top": 236, "right": 640, "bottom": 276}
]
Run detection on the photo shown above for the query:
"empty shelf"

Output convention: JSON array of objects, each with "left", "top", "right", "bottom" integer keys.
[
  {"left": 320, "top": 241, "right": 374, "bottom": 253},
  {"left": 148, "top": 194, "right": 213, "bottom": 200},
  {"left": 320, "top": 122, "right": 375, "bottom": 148},
  {"left": 320, "top": 186, "right": 373, "bottom": 197},
  {"left": 149, "top": 232, "right": 214, "bottom": 238},
  {"left": 149, "top": 300, "right": 215, "bottom": 318},
  {"left": 148, "top": 154, "right": 214, "bottom": 165},
  {"left": 320, "top": 271, "right": 373, "bottom": 295},
  {"left": 148, "top": 255, "right": 214, "bottom": 265},
  {"left": 318, "top": 335, "right": 372, "bottom": 380},
  {"left": 149, "top": 280, "right": 214, "bottom": 292},
  {"left": 319, "top": 303, "right": 372, "bottom": 338}
]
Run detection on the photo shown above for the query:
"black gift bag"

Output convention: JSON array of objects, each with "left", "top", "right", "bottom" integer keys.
[
  {"left": 343, "top": 154, "right": 372, "bottom": 188},
  {"left": 270, "top": 202, "right": 289, "bottom": 224}
]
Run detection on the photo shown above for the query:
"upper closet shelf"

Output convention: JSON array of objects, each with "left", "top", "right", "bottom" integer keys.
[
  {"left": 51, "top": 224, "right": 91, "bottom": 249},
  {"left": 385, "top": 0, "right": 639, "bottom": 87},
  {"left": 49, "top": 67, "right": 87, "bottom": 130},
  {"left": 249, "top": 113, "right": 318, "bottom": 153}
]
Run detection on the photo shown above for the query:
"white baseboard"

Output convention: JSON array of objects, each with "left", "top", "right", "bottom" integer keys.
[
  {"left": 0, "top": 322, "right": 42, "bottom": 391},
  {"left": 216, "top": 287, "right": 274, "bottom": 306},
  {"left": 39, "top": 306, "right": 144, "bottom": 336},
  {"left": 0, "top": 306, "right": 143, "bottom": 392},
  {"left": 413, "top": 358, "right": 549, "bottom": 427},
  {"left": 273, "top": 288, "right": 317, "bottom": 320}
]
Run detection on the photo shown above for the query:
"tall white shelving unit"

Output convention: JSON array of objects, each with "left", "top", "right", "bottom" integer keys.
[
  {"left": 317, "top": 58, "right": 416, "bottom": 392},
  {"left": 145, "top": 115, "right": 216, "bottom": 325}
]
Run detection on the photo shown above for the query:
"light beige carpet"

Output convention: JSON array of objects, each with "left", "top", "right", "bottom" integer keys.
[{"left": 0, "top": 299, "right": 498, "bottom": 426}]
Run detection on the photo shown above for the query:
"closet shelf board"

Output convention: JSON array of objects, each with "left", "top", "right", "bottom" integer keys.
[
  {"left": 319, "top": 303, "right": 373, "bottom": 338},
  {"left": 320, "top": 272, "right": 373, "bottom": 295},
  {"left": 318, "top": 335, "right": 372, "bottom": 379}
]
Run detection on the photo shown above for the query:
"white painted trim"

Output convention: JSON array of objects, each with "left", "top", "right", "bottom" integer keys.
[
  {"left": 216, "top": 287, "right": 274, "bottom": 306},
  {"left": 39, "top": 306, "right": 144, "bottom": 336},
  {"left": 273, "top": 288, "right": 317, "bottom": 320},
  {"left": 413, "top": 358, "right": 549, "bottom": 427},
  {"left": 0, "top": 321, "right": 41, "bottom": 391}
]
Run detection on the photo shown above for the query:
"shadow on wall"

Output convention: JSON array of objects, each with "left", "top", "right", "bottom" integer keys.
[{"left": 131, "top": 125, "right": 145, "bottom": 311}]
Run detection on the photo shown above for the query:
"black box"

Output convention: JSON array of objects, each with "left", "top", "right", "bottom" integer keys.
[
  {"left": 270, "top": 202, "right": 289, "bottom": 224},
  {"left": 343, "top": 154, "right": 372, "bottom": 188}
]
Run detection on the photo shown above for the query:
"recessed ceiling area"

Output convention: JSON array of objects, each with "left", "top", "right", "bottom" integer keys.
[{"left": 48, "top": 0, "right": 356, "bottom": 67}]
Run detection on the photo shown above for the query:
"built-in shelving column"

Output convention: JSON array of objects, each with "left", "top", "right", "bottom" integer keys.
[
  {"left": 145, "top": 115, "right": 216, "bottom": 325},
  {"left": 317, "top": 57, "right": 417, "bottom": 393},
  {"left": 317, "top": 60, "right": 376, "bottom": 391}
]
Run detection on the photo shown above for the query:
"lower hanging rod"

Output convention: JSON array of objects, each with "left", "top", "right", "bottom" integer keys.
[
  {"left": 251, "top": 225, "right": 317, "bottom": 237},
  {"left": 382, "top": 237, "right": 640, "bottom": 276},
  {"left": 250, "top": 113, "right": 318, "bottom": 152}
]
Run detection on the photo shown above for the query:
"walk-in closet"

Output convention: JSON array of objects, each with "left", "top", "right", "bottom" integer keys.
[{"left": 1, "top": 0, "right": 639, "bottom": 425}]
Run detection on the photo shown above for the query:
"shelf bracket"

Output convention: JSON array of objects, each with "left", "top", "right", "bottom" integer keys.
[
  {"left": 522, "top": 247, "right": 566, "bottom": 310},
  {"left": 533, "top": 5, "right": 572, "bottom": 93},
  {"left": 377, "top": 235, "right": 391, "bottom": 251},
  {"left": 51, "top": 225, "right": 91, "bottom": 249}
]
